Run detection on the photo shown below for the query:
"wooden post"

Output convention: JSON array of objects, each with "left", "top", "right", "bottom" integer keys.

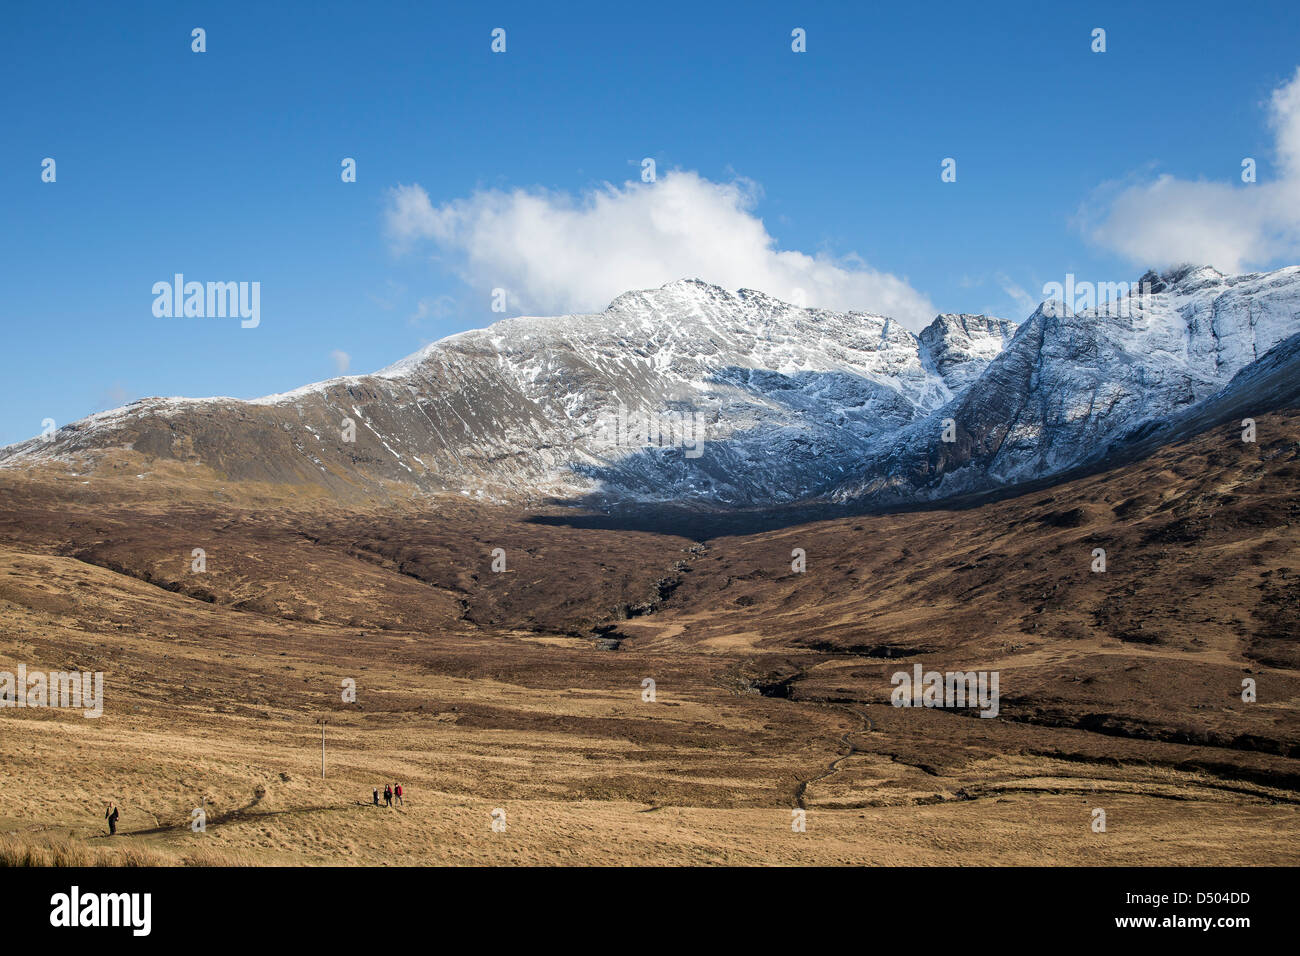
[{"left": 317, "top": 717, "right": 327, "bottom": 778}]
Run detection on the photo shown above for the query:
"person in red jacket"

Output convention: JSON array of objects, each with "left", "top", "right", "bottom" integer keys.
[{"left": 394, "top": 783, "right": 403, "bottom": 807}]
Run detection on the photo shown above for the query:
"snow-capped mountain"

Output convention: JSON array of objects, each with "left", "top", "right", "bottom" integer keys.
[
  {"left": 918, "top": 314, "right": 1018, "bottom": 395},
  {"left": 830, "top": 264, "right": 1300, "bottom": 505},
  {"left": 3, "top": 266, "right": 1298, "bottom": 510},
  {"left": 0, "top": 280, "right": 1010, "bottom": 505}
]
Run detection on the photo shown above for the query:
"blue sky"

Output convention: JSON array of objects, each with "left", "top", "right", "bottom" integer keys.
[{"left": 2, "top": 0, "right": 1298, "bottom": 446}]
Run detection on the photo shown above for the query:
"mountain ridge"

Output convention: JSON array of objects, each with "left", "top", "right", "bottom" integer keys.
[{"left": 4, "top": 266, "right": 1298, "bottom": 511}]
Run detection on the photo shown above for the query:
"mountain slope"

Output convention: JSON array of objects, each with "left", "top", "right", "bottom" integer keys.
[
  {"left": 3, "top": 266, "right": 1298, "bottom": 510},
  {"left": 829, "top": 265, "right": 1300, "bottom": 505},
  {"left": 0, "top": 280, "right": 1011, "bottom": 507}
]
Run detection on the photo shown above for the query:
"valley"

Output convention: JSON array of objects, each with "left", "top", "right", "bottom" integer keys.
[{"left": 1, "top": 405, "right": 1296, "bottom": 865}]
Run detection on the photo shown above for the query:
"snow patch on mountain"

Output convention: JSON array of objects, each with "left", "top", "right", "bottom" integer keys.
[{"left": 5, "top": 267, "right": 1297, "bottom": 511}]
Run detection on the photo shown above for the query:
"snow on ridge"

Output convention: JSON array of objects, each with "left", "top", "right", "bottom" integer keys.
[
  {"left": 246, "top": 375, "right": 372, "bottom": 405},
  {"left": 10, "top": 266, "right": 1293, "bottom": 511}
]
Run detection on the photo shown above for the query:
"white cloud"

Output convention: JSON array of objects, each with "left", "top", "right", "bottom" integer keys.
[
  {"left": 994, "top": 272, "right": 1037, "bottom": 318},
  {"left": 385, "top": 170, "right": 937, "bottom": 330},
  {"left": 1083, "top": 67, "right": 1300, "bottom": 273},
  {"left": 330, "top": 349, "right": 350, "bottom": 374}
]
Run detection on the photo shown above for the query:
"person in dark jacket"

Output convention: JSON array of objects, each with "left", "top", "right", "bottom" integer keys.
[
  {"left": 105, "top": 803, "right": 119, "bottom": 835},
  {"left": 383, "top": 785, "right": 392, "bottom": 807}
]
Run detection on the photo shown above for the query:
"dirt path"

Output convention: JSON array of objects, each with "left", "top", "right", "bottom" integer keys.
[{"left": 792, "top": 703, "right": 874, "bottom": 809}]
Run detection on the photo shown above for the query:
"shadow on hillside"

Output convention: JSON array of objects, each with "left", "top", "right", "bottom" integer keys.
[
  {"left": 525, "top": 329, "right": 1300, "bottom": 538},
  {"left": 526, "top": 335, "right": 1300, "bottom": 540}
]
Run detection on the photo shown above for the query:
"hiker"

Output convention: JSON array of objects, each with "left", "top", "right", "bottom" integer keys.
[
  {"left": 383, "top": 784, "right": 392, "bottom": 807},
  {"left": 105, "top": 803, "right": 119, "bottom": 836},
  {"left": 372, "top": 788, "right": 380, "bottom": 806},
  {"left": 394, "top": 783, "right": 403, "bottom": 807}
]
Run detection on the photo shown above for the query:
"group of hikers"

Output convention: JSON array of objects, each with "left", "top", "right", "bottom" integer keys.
[{"left": 100, "top": 782, "right": 408, "bottom": 836}]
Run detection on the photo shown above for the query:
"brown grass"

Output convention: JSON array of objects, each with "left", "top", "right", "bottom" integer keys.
[
  {"left": 0, "top": 410, "right": 1297, "bottom": 865},
  {"left": 0, "top": 833, "right": 255, "bottom": 867}
]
